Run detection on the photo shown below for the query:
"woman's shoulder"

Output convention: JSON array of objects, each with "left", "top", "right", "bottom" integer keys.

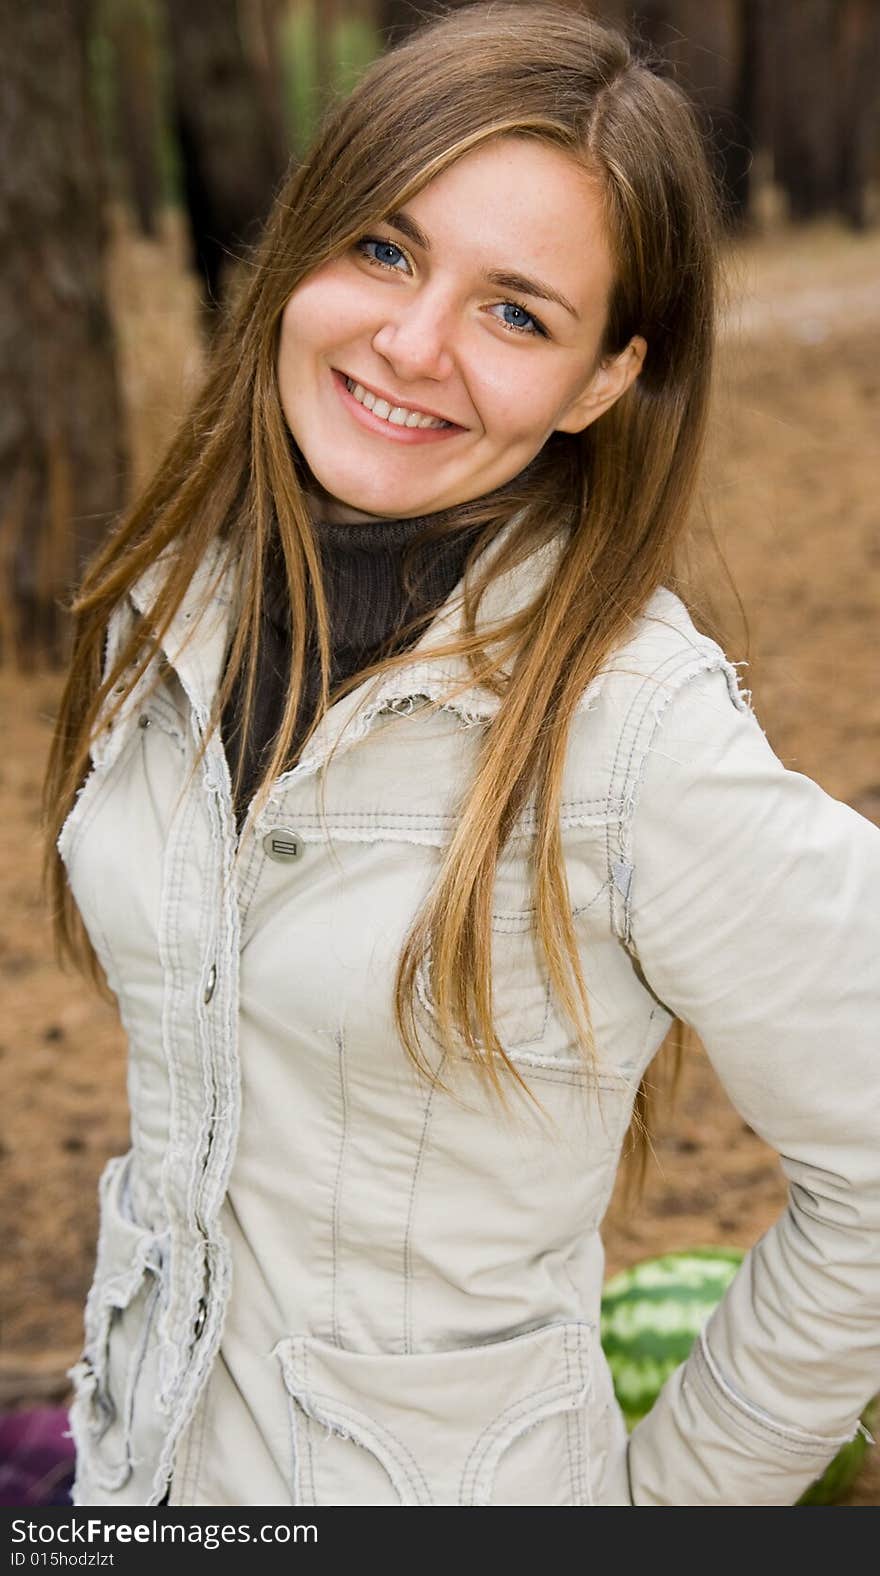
[
  {"left": 560, "top": 585, "right": 758, "bottom": 817},
  {"left": 593, "top": 585, "right": 751, "bottom": 716}
]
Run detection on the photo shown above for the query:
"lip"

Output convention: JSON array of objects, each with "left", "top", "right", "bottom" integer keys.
[
  {"left": 332, "top": 365, "right": 469, "bottom": 441},
  {"left": 332, "top": 368, "right": 466, "bottom": 431}
]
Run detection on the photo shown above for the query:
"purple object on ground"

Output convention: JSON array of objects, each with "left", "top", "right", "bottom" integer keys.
[{"left": 0, "top": 1406, "right": 75, "bottom": 1506}]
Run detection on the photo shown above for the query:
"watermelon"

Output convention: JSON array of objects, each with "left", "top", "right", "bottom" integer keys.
[{"left": 600, "top": 1248, "right": 877, "bottom": 1506}]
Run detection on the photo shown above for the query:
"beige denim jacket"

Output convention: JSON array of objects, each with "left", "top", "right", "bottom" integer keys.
[{"left": 59, "top": 527, "right": 880, "bottom": 1506}]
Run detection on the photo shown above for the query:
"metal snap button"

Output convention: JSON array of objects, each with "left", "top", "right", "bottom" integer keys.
[
  {"left": 138, "top": 714, "right": 151, "bottom": 729},
  {"left": 262, "top": 828, "right": 302, "bottom": 863},
  {"left": 203, "top": 963, "right": 217, "bottom": 1005}
]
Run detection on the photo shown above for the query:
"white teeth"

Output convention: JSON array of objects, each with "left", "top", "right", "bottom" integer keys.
[{"left": 344, "top": 375, "right": 449, "bottom": 429}]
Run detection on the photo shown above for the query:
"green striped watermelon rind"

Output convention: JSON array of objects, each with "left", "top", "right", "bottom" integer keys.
[
  {"left": 601, "top": 1248, "right": 744, "bottom": 1428},
  {"left": 600, "top": 1247, "right": 877, "bottom": 1506}
]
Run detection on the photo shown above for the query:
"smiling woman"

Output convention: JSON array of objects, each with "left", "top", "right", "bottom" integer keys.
[
  {"left": 43, "top": 0, "right": 880, "bottom": 1510},
  {"left": 278, "top": 136, "right": 644, "bottom": 521}
]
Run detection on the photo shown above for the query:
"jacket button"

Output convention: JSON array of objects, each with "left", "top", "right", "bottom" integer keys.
[
  {"left": 262, "top": 828, "right": 302, "bottom": 862},
  {"left": 193, "top": 1299, "right": 207, "bottom": 1339},
  {"left": 203, "top": 963, "right": 217, "bottom": 1004}
]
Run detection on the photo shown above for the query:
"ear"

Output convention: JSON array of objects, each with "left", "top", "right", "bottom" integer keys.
[{"left": 554, "top": 335, "right": 647, "bottom": 435}]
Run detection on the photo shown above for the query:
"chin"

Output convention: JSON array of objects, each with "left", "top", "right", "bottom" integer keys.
[{"left": 310, "top": 472, "right": 435, "bottom": 523}]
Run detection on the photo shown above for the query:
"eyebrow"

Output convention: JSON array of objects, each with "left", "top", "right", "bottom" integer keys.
[{"left": 385, "top": 208, "right": 581, "bottom": 321}]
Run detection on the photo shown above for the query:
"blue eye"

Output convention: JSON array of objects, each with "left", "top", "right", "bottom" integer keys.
[
  {"left": 356, "top": 237, "right": 410, "bottom": 272},
  {"left": 490, "top": 301, "right": 546, "bottom": 337}
]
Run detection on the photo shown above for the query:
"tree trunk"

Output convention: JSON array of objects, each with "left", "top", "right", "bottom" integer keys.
[
  {"left": 0, "top": 0, "right": 127, "bottom": 667},
  {"left": 764, "top": 0, "right": 880, "bottom": 226},
  {"left": 836, "top": 0, "right": 880, "bottom": 229},
  {"left": 162, "top": 0, "right": 290, "bottom": 323},
  {"left": 108, "top": 0, "right": 163, "bottom": 238},
  {"left": 768, "top": 0, "right": 839, "bottom": 221}
]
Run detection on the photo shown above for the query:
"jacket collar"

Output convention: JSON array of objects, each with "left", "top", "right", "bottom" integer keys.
[
  {"left": 127, "top": 538, "right": 237, "bottom": 733},
  {"left": 123, "top": 517, "right": 597, "bottom": 782}
]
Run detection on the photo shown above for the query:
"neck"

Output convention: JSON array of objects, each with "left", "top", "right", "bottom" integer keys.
[{"left": 305, "top": 483, "right": 438, "bottom": 531}]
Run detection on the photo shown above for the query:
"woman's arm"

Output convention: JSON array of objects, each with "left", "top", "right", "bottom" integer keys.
[{"left": 622, "top": 664, "right": 880, "bottom": 1506}]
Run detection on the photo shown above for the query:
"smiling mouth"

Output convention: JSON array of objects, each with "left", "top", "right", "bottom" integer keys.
[{"left": 337, "top": 371, "right": 459, "bottom": 430}]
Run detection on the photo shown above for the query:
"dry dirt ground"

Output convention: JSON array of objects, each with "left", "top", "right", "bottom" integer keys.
[{"left": 1, "top": 213, "right": 878, "bottom": 1504}]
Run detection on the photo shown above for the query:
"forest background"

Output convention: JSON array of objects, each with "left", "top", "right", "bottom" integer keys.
[{"left": 1, "top": 0, "right": 879, "bottom": 1507}]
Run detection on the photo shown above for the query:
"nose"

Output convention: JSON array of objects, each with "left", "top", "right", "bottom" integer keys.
[{"left": 370, "top": 287, "right": 456, "bottom": 384}]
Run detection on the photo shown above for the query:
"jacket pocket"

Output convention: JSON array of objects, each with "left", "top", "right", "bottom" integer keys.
[
  {"left": 274, "top": 1320, "right": 610, "bottom": 1506},
  {"left": 67, "top": 1152, "right": 167, "bottom": 1495},
  {"left": 415, "top": 924, "right": 552, "bottom": 1056},
  {"left": 414, "top": 852, "right": 557, "bottom": 1055},
  {"left": 413, "top": 845, "right": 610, "bottom": 1061}
]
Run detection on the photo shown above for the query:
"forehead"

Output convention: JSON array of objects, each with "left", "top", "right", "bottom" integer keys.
[{"left": 401, "top": 135, "right": 613, "bottom": 312}]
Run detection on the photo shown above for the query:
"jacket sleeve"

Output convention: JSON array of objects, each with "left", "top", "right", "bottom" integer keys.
[{"left": 621, "top": 663, "right": 880, "bottom": 1506}]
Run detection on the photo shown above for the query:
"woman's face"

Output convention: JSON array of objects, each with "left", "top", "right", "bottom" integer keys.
[{"left": 277, "top": 135, "right": 646, "bottom": 524}]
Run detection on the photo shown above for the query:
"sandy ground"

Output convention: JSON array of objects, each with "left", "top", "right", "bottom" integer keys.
[{"left": 1, "top": 213, "right": 878, "bottom": 1504}]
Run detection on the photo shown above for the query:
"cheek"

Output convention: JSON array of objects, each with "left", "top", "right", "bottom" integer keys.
[
  {"left": 280, "top": 267, "right": 368, "bottom": 361},
  {"left": 475, "top": 362, "right": 562, "bottom": 445},
  {"left": 277, "top": 279, "right": 354, "bottom": 431}
]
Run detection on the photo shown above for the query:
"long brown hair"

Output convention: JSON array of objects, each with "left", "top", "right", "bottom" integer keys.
[{"left": 44, "top": 2, "right": 720, "bottom": 1160}]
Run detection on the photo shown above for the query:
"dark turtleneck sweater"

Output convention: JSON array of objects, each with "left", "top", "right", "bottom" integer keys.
[{"left": 220, "top": 513, "right": 479, "bottom": 827}]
